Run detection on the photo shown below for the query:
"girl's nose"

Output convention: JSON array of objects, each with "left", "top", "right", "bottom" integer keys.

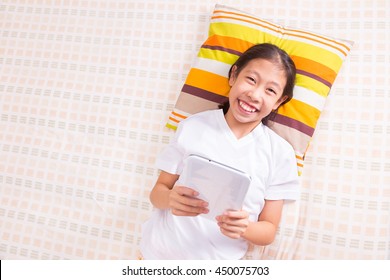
[{"left": 247, "top": 87, "right": 263, "bottom": 101}]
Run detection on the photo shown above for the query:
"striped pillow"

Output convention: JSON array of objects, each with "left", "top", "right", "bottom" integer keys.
[{"left": 167, "top": 4, "right": 353, "bottom": 175}]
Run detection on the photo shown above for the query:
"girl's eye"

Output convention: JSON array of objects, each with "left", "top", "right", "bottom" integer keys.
[
  {"left": 267, "top": 88, "right": 277, "bottom": 95},
  {"left": 246, "top": 76, "right": 256, "bottom": 83}
]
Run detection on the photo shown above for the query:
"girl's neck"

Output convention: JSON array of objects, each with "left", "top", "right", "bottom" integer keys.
[{"left": 224, "top": 110, "right": 261, "bottom": 140}]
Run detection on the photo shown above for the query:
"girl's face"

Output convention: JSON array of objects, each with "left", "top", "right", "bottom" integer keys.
[{"left": 225, "top": 58, "right": 288, "bottom": 137}]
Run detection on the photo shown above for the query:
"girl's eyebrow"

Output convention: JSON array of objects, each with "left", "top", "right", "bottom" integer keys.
[
  {"left": 268, "top": 81, "right": 283, "bottom": 92},
  {"left": 246, "top": 70, "right": 283, "bottom": 92}
]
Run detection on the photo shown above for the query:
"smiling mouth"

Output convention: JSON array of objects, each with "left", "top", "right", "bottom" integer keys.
[{"left": 238, "top": 100, "right": 258, "bottom": 113}]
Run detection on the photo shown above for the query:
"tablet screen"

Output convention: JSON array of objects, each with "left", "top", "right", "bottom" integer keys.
[{"left": 180, "top": 154, "right": 251, "bottom": 220}]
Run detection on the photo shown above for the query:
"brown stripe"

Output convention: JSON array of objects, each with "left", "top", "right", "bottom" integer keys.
[
  {"left": 273, "top": 114, "right": 315, "bottom": 137},
  {"left": 182, "top": 84, "right": 228, "bottom": 104},
  {"left": 201, "top": 44, "right": 243, "bottom": 56},
  {"left": 297, "top": 69, "right": 332, "bottom": 88},
  {"left": 267, "top": 121, "right": 312, "bottom": 154},
  {"left": 175, "top": 93, "right": 220, "bottom": 115}
]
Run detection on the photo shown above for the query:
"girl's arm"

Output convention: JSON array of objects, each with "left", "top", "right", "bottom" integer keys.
[
  {"left": 243, "top": 200, "right": 284, "bottom": 245},
  {"left": 216, "top": 199, "right": 284, "bottom": 246},
  {"left": 150, "top": 170, "right": 209, "bottom": 216}
]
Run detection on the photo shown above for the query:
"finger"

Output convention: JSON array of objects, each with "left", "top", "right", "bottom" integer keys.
[
  {"left": 171, "top": 192, "right": 209, "bottom": 209},
  {"left": 218, "top": 225, "right": 244, "bottom": 239},
  {"left": 171, "top": 201, "right": 209, "bottom": 215},
  {"left": 223, "top": 210, "right": 249, "bottom": 219},
  {"left": 171, "top": 187, "right": 208, "bottom": 208},
  {"left": 216, "top": 216, "right": 249, "bottom": 230},
  {"left": 171, "top": 208, "right": 200, "bottom": 217},
  {"left": 171, "top": 206, "right": 208, "bottom": 216},
  {"left": 169, "top": 194, "right": 209, "bottom": 215},
  {"left": 174, "top": 185, "right": 199, "bottom": 197},
  {"left": 182, "top": 195, "right": 209, "bottom": 208},
  {"left": 169, "top": 186, "right": 209, "bottom": 216},
  {"left": 218, "top": 219, "right": 245, "bottom": 231}
]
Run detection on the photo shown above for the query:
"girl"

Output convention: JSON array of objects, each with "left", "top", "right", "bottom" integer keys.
[{"left": 140, "top": 43, "right": 299, "bottom": 259}]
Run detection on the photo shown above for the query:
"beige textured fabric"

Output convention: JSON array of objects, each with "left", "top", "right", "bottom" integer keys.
[{"left": 0, "top": 0, "right": 389, "bottom": 259}]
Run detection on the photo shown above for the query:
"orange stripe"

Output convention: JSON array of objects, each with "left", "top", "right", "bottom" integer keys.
[
  {"left": 213, "top": 9, "right": 281, "bottom": 29},
  {"left": 212, "top": 15, "right": 270, "bottom": 36},
  {"left": 169, "top": 116, "right": 179, "bottom": 123},
  {"left": 285, "top": 32, "right": 348, "bottom": 57},
  {"left": 288, "top": 27, "right": 351, "bottom": 53},
  {"left": 204, "top": 34, "right": 254, "bottom": 53},
  {"left": 211, "top": 14, "right": 350, "bottom": 56},
  {"left": 296, "top": 154, "right": 304, "bottom": 161},
  {"left": 291, "top": 55, "right": 337, "bottom": 84},
  {"left": 185, "top": 68, "right": 230, "bottom": 96},
  {"left": 172, "top": 111, "right": 187, "bottom": 120}
]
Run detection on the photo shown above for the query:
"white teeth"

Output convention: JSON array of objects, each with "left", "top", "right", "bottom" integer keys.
[{"left": 239, "top": 100, "right": 257, "bottom": 113}]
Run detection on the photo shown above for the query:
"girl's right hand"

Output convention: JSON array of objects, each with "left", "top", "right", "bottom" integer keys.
[{"left": 168, "top": 186, "right": 209, "bottom": 216}]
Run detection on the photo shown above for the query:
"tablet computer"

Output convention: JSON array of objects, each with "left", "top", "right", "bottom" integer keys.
[{"left": 180, "top": 154, "right": 251, "bottom": 220}]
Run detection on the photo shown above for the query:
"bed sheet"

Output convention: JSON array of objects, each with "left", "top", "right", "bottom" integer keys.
[{"left": 0, "top": 0, "right": 389, "bottom": 259}]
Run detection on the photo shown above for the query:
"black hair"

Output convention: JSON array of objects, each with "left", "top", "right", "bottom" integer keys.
[{"left": 219, "top": 43, "right": 296, "bottom": 125}]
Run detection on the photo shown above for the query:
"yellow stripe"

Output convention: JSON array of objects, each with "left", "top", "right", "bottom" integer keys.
[
  {"left": 198, "top": 48, "right": 239, "bottom": 65},
  {"left": 278, "top": 99, "right": 320, "bottom": 128},
  {"left": 211, "top": 13, "right": 351, "bottom": 55},
  {"left": 166, "top": 122, "right": 178, "bottom": 130},
  {"left": 281, "top": 41, "right": 344, "bottom": 73},
  {"left": 209, "top": 22, "right": 345, "bottom": 72},
  {"left": 209, "top": 22, "right": 266, "bottom": 45},
  {"left": 185, "top": 68, "right": 230, "bottom": 96},
  {"left": 295, "top": 74, "right": 330, "bottom": 97}
]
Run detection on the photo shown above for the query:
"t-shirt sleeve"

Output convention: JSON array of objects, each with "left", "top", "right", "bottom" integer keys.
[
  {"left": 155, "top": 122, "right": 186, "bottom": 175},
  {"left": 265, "top": 140, "right": 300, "bottom": 201}
]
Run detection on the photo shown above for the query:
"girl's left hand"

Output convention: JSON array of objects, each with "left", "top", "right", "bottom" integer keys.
[{"left": 216, "top": 210, "right": 249, "bottom": 239}]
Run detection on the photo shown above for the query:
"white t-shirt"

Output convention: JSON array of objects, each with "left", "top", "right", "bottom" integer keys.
[{"left": 140, "top": 109, "right": 299, "bottom": 259}]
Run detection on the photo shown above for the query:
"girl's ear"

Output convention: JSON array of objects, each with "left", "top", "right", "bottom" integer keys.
[
  {"left": 272, "top": 95, "right": 289, "bottom": 110},
  {"left": 228, "top": 65, "right": 238, "bottom": 86}
]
